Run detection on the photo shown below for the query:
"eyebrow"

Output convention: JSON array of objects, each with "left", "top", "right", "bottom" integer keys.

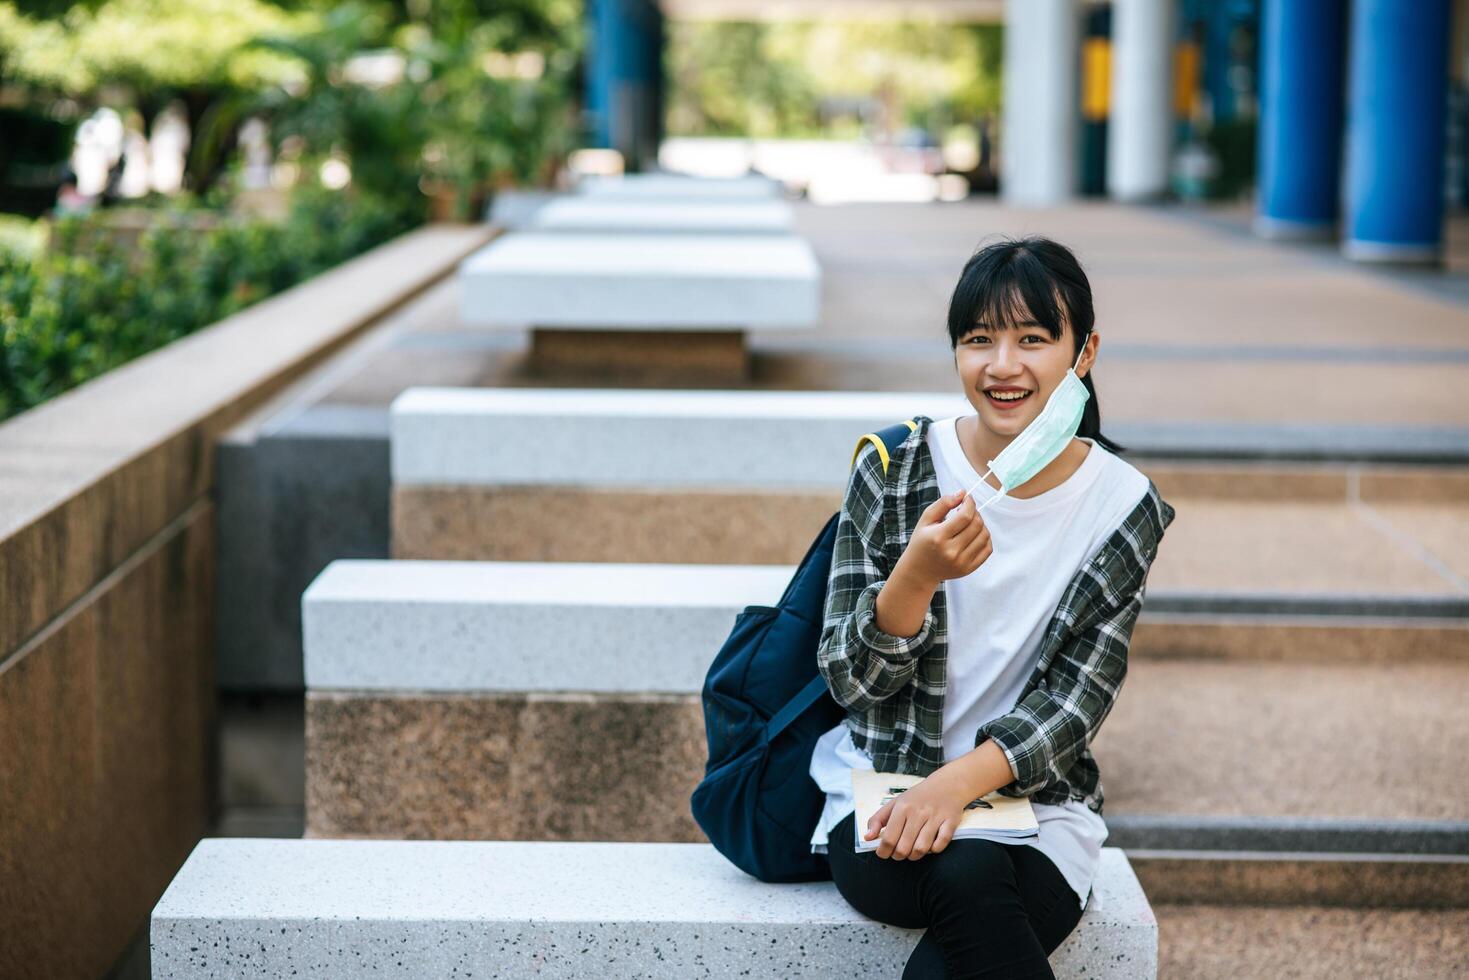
[{"left": 967, "top": 319, "right": 1044, "bottom": 331}]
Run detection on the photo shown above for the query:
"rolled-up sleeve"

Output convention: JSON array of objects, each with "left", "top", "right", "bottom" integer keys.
[
  {"left": 976, "top": 577, "right": 1144, "bottom": 795},
  {"left": 816, "top": 444, "right": 937, "bottom": 713}
]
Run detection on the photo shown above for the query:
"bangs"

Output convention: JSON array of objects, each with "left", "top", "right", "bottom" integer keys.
[{"left": 947, "top": 242, "right": 1068, "bottom": 347}]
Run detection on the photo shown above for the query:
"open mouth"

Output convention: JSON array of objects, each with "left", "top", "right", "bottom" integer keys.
[{"left": 984, "top": 389, "right": 1032, "bottom": 410}]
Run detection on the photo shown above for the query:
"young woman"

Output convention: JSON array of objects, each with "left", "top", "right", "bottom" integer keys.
[{"left": 808, "top": 236, "right": 1175, "bottom": 980}]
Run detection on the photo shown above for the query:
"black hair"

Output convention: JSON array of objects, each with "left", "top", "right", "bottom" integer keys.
[{"left": 945, "top": 235, "right": 1125, "bottom": 455}]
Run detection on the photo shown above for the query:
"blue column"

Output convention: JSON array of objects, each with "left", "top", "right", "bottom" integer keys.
[
  {"left": 1342, "top": 0, "right": 1453, "bottom": 263},
  {"left": 584, "top": 0, "right": 663, "bottom": 170},
  {"left": 1254, "top": 0, "right": 1346, "bottom": 240}
]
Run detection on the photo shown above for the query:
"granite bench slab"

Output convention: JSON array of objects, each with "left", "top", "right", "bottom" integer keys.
[
  {"left": 387, "top": 386, "right": 959, "bottom": 563},
  {"left": 389, "top": 387, "right": 968, "bottom": 489},
  {"left": 529, "top": 198, "right": 794, "bottom": 235},
  {"left": 151, "top": 839, "right": 1157, "bottom": 979},
  {"left": 303, "top": 559, "right": 786, "bottom": 692},
  {"left": 577, "top": 172, "right": 782, "bottom": 200},
  {"left": 457, "top": 233, "right": 821, "bottom": 329}
]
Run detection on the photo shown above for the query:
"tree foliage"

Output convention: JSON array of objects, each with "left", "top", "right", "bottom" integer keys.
[
  {"left": 0, "top": 0, "right": 306, "bottom": 95},
  {"left": 666, "top": 18, "right": 1003, "bottom": 139}
]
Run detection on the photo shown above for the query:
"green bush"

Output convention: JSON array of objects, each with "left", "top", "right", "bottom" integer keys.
[{"left": 0, "top": 188, "right": 418, "bottom": 421}]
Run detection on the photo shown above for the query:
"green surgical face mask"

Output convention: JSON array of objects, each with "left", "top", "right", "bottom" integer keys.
[{"left": 964, "top": 341, "right": 1090, "bottom": 512}]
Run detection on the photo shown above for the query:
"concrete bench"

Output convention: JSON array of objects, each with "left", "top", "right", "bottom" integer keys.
[
  {"left": 577, "top": 171, "right": 782, "bottom": 200},
  {"left": 456, "top": 233, "right": 820, "bottom": 382},
  {"left": 529, "top": 197, "right": 794, "bottom": 235},
  {"left": 301, "top": 558, "right": 785, "bottom": 841},
  {"left": 152, "top": 839, "right": 1157, "bottom": 979},
  {"left": 389, "top": 386, "right": 967, "bottom": 563}
]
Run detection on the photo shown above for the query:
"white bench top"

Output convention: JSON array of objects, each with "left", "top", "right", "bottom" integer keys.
[
  {"left": 530, "top": 198, "right": 793, "bottom": 234},
  {"left": 389, "top": 387, "right": 969, "bottom": 487},
  {"left": 457, "top": 233, "right": 820, "bottom": 329},
  {"left": 303, "top": 560, "right": 788, "bottom": 692},
  {"left": 152, "top": 839, "right": 1156, "bottom": 978},
  {"left": 577, "top": 172, "right": 781, "bottom": 200}
]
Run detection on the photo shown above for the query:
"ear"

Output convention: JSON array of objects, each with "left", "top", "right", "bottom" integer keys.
[{"left": 1078, "top": 330, "right": 1099, "bottom": 379}]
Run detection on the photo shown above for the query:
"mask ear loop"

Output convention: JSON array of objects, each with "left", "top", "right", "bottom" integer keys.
[{"left": 961, "top": 467, "right": 1004, "bottom": 511}]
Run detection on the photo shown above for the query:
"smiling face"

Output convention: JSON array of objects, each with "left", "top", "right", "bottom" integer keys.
[{"left": 953, "top": 296, "right": 1095, "bottom": 440}]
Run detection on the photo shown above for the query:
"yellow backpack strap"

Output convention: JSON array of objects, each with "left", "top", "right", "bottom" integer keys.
[{"left": 850, "top": 419, "right": 919, "bottom": 475}]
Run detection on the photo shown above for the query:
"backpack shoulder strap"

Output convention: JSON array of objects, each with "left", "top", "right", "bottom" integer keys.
[{"left": 850, "top": 419, "right": 919, "bottom": 475}]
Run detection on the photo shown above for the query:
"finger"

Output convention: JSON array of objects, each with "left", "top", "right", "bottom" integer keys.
[
  {"left": 865, "top": 802, "right": 891, "bottom": 843},
  {"left": 947, "top": 492, "right": 979, "bottom": 528},
  {"left": 931, "top": 820, "right": 955, "bottom": 854},
  {"left": 945, "top": 524, "right": 988, "bottom": 569},
  {"left": 925, "top": 489, "right": 967, "bottom": 525},
  {"left": 909, "top": 818, "right": 941, "bottom": 860},
  {"left": 950, "top": 513, "right": 988, "bottom": 549},
  {"left": 937, "top": 494, "right": 981, "bottom": 537},
  {"left": 959, "top": 537, "right": 993, "bottom": 572},
  {"left": 877, "top": 810, "right": 907, "bottom": 860},
  {"left": 893, "top": 811, "right": 923, "bottom": 861}
]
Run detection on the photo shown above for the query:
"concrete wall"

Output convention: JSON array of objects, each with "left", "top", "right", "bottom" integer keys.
[{"left": 0, "top": 224, "right": 495, "bottom": 979}]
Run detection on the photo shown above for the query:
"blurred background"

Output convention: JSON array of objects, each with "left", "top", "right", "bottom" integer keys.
[{"left": 6, "top": 0, "right": 1467, "bottom": 419}]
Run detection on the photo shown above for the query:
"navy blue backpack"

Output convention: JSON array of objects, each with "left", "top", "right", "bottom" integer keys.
[{"left": 690, "top": 420, "right": 917, "bottom": 883}]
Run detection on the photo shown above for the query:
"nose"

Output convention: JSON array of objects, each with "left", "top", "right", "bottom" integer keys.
[{"left": 989, "top": 338, "right": 1024, "bottom": 377}]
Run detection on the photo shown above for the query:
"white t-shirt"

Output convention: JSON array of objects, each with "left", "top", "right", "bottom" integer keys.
[{"left": 807, "top": 415, "right": 1150, "bottom": 910}]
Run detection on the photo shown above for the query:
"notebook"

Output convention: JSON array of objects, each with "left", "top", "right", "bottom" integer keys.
[{"left": 851, "top": 769, "right": 1039, "bottom": 852}]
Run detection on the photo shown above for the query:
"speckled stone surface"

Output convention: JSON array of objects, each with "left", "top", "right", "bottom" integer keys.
[
  {"left": 458, "top": 233, "right": 821, "bottom": 329},
  {"left": 1144, "top": 498, "right": 1465, "bottom": 597},
  {"left": 151, "top": 841, "right": 1156, "bottom": 978},
  {"left": 530, "top": 198, "right": 793, "bottom": 234},
  {"left": 304, "top": 691, "right": 707, "bottom": 841},
  {"left": 1131, "top": 852, "right": 1469, "bottom": 907},
  {"left": 1096, "top": 660, "right": 1469, "bottom": 821},
  {"left": 1156, "top": 902, "right": 1469, "bottom": 979},
  {"left": 1128, "top": 616, "right": 1469, "bottom": 663},
  {"left": 302, "top": 559, "right": 790, "bottom": 691},
  {"left": 388, "top": 387, "right": 967, "bottom": 487},
  {"left": 578, "top": 173, "right": 782, "bottom": 199},
  {"left": 393, "top": 484, "right": 840, "bottom": 563}
]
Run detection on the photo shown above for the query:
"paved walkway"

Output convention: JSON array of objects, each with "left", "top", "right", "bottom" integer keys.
[{"left": 328, "top": 200, "right": 1469, "bottom": 433}]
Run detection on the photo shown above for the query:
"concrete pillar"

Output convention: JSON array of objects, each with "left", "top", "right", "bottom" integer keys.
[
  {"left": 1079, "top": 6, "right": 1112, "bottom": 197},
  {"left": 1343, "top": 0, "right": 1454, "bottom": 264},
  {"left": 1001, "top": 0, "right": 1078, "bottom": 205},
  {"left": 1255, "top": 0, "right": 1347, "bottom": 240},
  {"left": 585, "top": 0, "right": 663, "bottom": 172},
  {"left": 1107, "top": 0, "right": 1174, "bottom": 201}
]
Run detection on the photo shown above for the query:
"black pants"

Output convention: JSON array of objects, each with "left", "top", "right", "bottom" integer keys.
[{"left": 825, "top": 810, "right": 1083, "bottom": 980}]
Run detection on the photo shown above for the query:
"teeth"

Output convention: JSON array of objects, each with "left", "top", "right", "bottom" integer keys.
[{"left": 989, "top": 390, "right": 1029, "bottom": 401}]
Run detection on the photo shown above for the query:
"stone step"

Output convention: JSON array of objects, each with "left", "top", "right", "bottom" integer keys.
[
  {"left": 388, "top": 390, "right": 1469, "bottom": 610},
  {"left": 457, "top": 233, "right": 821, "bottom": 330},
  {"left": 300, "top": 561, "right": 1469, "bottom": 850},
  {"left": 150, "top": 839, "right": 1156, "bottom": 979},
  {"left": 1155, "top": 902, "right": 1469, "bottom": 979},
  {"left": 1093, "top": 659, "right": 1469, "bottom": 823},
  {"left": 576, "top": 172, "right": 783, "bottom": 199},
  {"left": 1128, "top": 850, "right": 1469, "bottom": 909},
  {"left": 528, "top": 197, "right": 795, "bottom": 235},
  {"left": 456, "top": 238, "right": 821, "bottom": 383}
]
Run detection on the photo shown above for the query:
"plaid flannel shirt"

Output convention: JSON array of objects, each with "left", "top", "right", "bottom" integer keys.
[{"left": 816, "top": 415, "right": 1176, "bottom": 812}]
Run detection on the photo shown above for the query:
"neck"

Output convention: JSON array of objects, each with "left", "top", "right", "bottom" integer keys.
[{"left": 962, "top": 416, "right": 1015, "bottom": 487}]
